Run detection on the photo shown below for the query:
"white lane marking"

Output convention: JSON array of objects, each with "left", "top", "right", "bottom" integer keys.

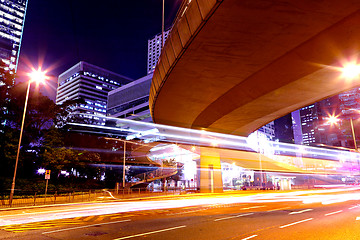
[
  {"left": 42, "top": 219, "right": 131, "bottom": 234},
  {"left": 214, "top": 213, "right": 254, "bottom": 222},
  {"left": 289, "top": 209, "right": 313, "bottom": 215},
  {"left": 279, "top": 218, "right": 313, "bottom": 229},
  {"left": 113, "top": 225, "right": 186, "bottom": 240},
  {"left": 241, "top": 234, "right": 258, "bottom": 240},
  {"left": 349, "top": 206, "right": 359, "bottom": 210},
  {"left": 241, "top": 206, "right": 265, "bottom": 210},
  {"left": 324, "top": 210, "right": 343, "bottom": 216},
  {"left": 267, "top": 207, "right": 290, "bottom": 212}
]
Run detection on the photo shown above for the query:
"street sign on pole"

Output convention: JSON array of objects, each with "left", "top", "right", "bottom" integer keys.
[
  {"left": 44, "top": 170, "right": 50, "bottom": 203},
  {"left": 45, "top": 170, "right": 51, "bottom": 180}
]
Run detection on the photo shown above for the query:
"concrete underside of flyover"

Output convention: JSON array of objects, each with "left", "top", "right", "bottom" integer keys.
[{"left": 151, "top": 0, "right": 360, "bottom": 136}]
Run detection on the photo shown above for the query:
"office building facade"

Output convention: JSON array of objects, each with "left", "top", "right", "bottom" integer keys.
[
  {"left": 147, "top": 30, "right": 170, "bottom": 75},
  {"left": 289, "top": 95, "right": 343, "bottom": 147},
  {"left": 0, "top": 0, "right": 28, "bottom": 72},
  {"left": 56, "top": 61, "right": 132, "bottom": 125},
  {"left": 107, "top": 74, "right": 152, "bottom": 122},
  {"left": 257, "top": 122, "right": 275, "bottom": 140}
]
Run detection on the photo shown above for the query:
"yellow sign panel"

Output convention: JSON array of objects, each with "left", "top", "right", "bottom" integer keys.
[{"left": 45, "top": 170, "right": 51, "bottom": 179}]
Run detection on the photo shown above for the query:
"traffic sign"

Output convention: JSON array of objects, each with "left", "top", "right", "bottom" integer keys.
[{"left": 45, "top": 170, "right": 51, "bottom": 179}]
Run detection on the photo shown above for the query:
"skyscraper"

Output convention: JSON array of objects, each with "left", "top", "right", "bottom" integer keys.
[
  {"left": 0, "top": 0, "right": 28, "bottom": 73},
  {"left": 56, "top": 61, "right": 132, "bottom": 125},
  {"left": 147, "top": 30, "right": 170, "bottom": 75},
  {"left": 290, "top": 96, "right": 341, "bottom": 147},
  {"left": 107, "top": 74, "right": 153, "bottom": 122}
]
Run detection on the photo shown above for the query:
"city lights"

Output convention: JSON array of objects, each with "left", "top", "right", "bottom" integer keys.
[{"left": 37, "top": 168, "right": 46, "bottom": 174}]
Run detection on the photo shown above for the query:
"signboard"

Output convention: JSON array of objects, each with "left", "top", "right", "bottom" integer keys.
[{"left": 45, "top": 170, "right": 51, "bottom": 180}]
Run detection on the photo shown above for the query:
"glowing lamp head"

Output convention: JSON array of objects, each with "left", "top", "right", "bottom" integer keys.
[
  {"left": 327, "top": 115, "right": 340, "bottom": 125},
  {"left": 341, "top": 63, "right": 360, "bottom": 79},
  {"left": 29, "top": 69, "right": 47, "bottom": 84}
]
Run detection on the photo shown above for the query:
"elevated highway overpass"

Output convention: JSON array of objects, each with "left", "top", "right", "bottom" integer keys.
[{"left": 150, "top": 0, "right": 360, "bottom": 136}]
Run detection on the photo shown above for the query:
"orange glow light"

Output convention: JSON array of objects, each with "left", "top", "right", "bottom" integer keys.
[{"left": 341, "top": 62, "right": 360, "bottom": 79}]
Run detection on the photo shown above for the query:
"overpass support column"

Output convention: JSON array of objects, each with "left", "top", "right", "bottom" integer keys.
[{"left": 199, "top": 147, "right": 223, "bottom": 193}]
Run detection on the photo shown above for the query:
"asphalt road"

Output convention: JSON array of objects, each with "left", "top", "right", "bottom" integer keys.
[{"left": 1, "top": 188, "right": 360, "bottom": 239}]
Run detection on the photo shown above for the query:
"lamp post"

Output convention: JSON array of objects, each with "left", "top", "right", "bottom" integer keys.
[
  {"left": 9, "top": 69, "right": 47, "bottom": 206},
  {"left": 349, "top": 117, "right": 358, "bottom": 151},
  {"left": 123, "top": 140, "right": 126, "bottom": 189},
  {"left": 327, "top": 114, "right": 358, "bottom": 151}
]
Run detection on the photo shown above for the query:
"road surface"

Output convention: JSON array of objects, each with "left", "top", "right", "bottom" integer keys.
[{"left": 1, "top": 188, "right": 360, "bottom": 239}]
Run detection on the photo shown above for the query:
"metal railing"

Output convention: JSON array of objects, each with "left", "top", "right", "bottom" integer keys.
[
  {"left": 130, "top": 166, "right": 178, "bottom": 187},
  {"left": 0, "top": 187, "right": 199, "bottom": 209}
]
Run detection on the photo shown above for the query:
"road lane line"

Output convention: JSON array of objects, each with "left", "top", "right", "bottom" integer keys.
[
  {"left": 279, "top": 218, "right": 313, "bottom": 228},
  {"left": 267, "top": 207, "right": 290, "bottom": 212},
  {"left": 113, "top": 225, "right": 186, "bottom": 240},
  {"left": 42, "top": 219, "right": 131, "bottom": 234},
  {"left": 214, "top": 213, "right": 254, "bottom": 222},
  {"left": 324, "top": 210, "right": 343, "bottom": 216},
  {"left": 289, "top": 209, "right": 313, "bottom": 215},
  {"left": 241, "top": 234, "right": 258, "bottom": 240},
  {"left": 349, "top": 206, "right": 359, "bottom": 210},
  {"left": 83, "top": 216, "right": 95, "bottom": 221}
]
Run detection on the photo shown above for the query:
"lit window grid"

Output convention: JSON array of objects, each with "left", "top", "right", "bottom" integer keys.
[{"left": 147, "top": 30, "right": 170, "bottom": 74}]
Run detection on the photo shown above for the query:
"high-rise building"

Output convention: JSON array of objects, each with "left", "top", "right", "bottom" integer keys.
[
  {"left": 289, "top": 95, "right": 341, "bottom": 147},
  {"left": 56, "top": 61, "right": 132, "bottom": 125},
  {"left": 337, "top": 87, "right": 360, "bottom": 148},
  {"left": 0, "top": 0, "right": 28, "bottom": 73},
  {"left": 107, "top": 74, "right": 152, "bottom": 122},
  {"left": 274, "top": 114, "right": 294, "bottom": 144},
  {"left": 257, "top": 122, "right": 275, "bottom": 140},
  {"left": 147, "top": 30, "right": 170, "bottom": 75}
]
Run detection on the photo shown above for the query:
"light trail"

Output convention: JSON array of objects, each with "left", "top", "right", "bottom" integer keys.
[
  {"left": 69, "top": 114, "right": 360, "bottom": 166},
  {"left": 1, "top": 189, "right": 360, "bottom": 227},
  {"left": 267, "top": 207, "right": 291, "bottom": 212},
  {"left": 241, "top": 206, "right": 265, "bottom": 210}
]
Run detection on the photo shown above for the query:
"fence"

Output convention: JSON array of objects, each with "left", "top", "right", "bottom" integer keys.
[{"left": 0, "top": 187, "right": 199, "bottom": 209}]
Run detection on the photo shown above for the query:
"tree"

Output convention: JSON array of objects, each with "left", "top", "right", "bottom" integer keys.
[{"left": 41, "top": 127, "right": 78, "bottom": 171}]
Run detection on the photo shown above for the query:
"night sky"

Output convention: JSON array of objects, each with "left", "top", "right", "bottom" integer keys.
[{"left": 17, "top": 0, "right": 182, "bottom": 100}]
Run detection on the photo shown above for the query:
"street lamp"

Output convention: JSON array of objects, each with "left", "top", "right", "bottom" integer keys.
[
  {"left": 326, "top": 114, "right": 357, "bottom": 151},
  {"left": 9, "top": 69, "right": 47, "bottom": 206},
  {"left": 340, "top": 63, "right": 360, "bottom": 80}
]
